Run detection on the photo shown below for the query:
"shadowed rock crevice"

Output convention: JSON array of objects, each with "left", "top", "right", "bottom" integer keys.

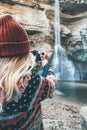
[
  {"left": 26, "top": 30, "right": 41, "bottom": 35},
  {"left": 60, "top": 1, "right": 87, "bottom": 15},
  {"left": 0, "top": 0, "right": 15, "bottom": 5}
]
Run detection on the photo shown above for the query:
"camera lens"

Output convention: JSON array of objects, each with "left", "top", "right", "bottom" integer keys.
[{"left": 41, "top": 52, "right": 45, "bottom": 55}]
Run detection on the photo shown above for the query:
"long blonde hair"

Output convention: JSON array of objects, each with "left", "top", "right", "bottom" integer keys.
[{"left": 0, "top": 52, "right": 35, "bottom": 105}]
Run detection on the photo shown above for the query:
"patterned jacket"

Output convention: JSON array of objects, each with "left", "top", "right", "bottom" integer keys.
[{"left": 0, "top": 65, "right": 56, "bottom": 130}]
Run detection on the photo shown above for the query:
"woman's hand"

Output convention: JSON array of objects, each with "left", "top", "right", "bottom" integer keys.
[
  {"left": 40, "top": 52, "right": 48, "bottom": 60},
  {"left": 40, "top": 52, "right": 48, "bottom": 67}
]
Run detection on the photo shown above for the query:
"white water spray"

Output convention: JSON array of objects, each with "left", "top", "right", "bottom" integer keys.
[{"left": 52, "top": 0, "right": 75, "bottom": 80}]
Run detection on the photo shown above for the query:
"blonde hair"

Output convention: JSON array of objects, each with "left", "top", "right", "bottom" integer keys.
[{"left": 0, "top": 52, "right": 35, "bottom": 106}]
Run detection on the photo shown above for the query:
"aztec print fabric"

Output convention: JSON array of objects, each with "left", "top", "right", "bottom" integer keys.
[{"left": 0, "top": 67, "right": 56, "bottom": 130}]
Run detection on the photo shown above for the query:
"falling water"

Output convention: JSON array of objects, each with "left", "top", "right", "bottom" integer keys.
[{"left": 52, "top": 0, "right": 75, "bottom": 80}]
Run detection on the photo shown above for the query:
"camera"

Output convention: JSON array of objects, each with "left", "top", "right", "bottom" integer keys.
[
  {"left": 31, "top": 50, "right": 41, "bottom": 62},
  {"left": 31, "top": 50, "right": 50, "bottom": 77}
]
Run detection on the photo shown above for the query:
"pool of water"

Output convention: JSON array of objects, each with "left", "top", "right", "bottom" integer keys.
[{"left": 57, "top": 80, "right": 87, "bottom": 105}]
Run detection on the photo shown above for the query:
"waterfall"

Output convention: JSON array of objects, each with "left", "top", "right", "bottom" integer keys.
[{"left": 52, "top": 0, "right": 75, "bottom": 80}]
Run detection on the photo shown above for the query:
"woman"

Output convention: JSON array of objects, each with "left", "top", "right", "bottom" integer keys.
[{"left": 0, "top": 14, "right": 56, "bottom": 130}]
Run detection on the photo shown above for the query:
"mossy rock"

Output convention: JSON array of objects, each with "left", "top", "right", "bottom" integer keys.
[{"left": 67, "top": 48, "right": 87, "bottom": 63}]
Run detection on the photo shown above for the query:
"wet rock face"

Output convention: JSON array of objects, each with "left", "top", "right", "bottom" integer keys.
[
  {"left": 76, "top": 61, "right": 87, "bottom": 80},
  {"left": 67, "top": 48, "right": 87, "bottom": 64},
  {"left": 80, "top": 28, "right": 87, "bottom": 49},
  {"left": 60, "top": 0, "right": 87, "bottom": 51},
  {"left": 60, "top": 1, "right": 87, "bottom": 15},
  {"left": 60, "top": 24, "right": 72, "bottom": 49},
  {"left": 60, "top": 1, "right": 87, "bottom": 80},
  {"left": 67, "top": 48, "right": 87, "bottom": 80}
]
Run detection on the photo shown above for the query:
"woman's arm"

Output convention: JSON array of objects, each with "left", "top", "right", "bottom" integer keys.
[{"left": 30, "top": 51, "right": 57, "bottom": 105}]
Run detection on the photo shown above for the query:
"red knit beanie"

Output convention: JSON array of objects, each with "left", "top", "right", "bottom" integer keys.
[{"left": 0, "top": 14, "right": 30, "bottom": 57}]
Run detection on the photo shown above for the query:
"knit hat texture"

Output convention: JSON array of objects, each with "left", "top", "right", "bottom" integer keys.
[{"left": 0, "top": 14, "right": 30, "bottom": 57}]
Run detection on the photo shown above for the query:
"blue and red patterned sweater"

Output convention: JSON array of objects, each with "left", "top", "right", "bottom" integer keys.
[{"left": 0, "top": 66, "right": 56, "bottom": 130}]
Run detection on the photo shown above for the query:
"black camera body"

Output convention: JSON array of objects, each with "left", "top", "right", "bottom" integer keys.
[{"left": 31, "top": 50, "right": 41, "bottom": 62}]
